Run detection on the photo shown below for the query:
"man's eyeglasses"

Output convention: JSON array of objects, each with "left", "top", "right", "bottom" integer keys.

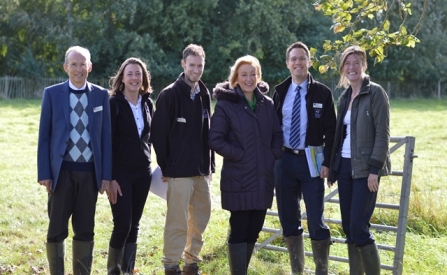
[{"left": 288, "top": 57, "right": 308, "bottom": 63}]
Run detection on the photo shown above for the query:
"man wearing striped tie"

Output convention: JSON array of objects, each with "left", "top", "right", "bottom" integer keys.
[{"left": 272, "top": 41, "right": 336, "bottom": 275}]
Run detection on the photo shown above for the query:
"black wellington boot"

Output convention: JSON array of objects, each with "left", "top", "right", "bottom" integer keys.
[
  {"left": 228, "top": 243, "right": 247, "bottom": 275},
  {"left": 121, "top": 243, "right": 137, "bottom": 274},
  {"left": 246, "top": 243, "right": 255, "bottom": 272}
]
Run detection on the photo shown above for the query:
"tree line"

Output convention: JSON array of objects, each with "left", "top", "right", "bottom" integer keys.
[{"left": 0, "top": 0, "right": 445, "bottom": 97}]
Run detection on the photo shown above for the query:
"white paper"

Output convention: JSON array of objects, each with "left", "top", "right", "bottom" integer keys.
[{"left": 150, "top": 166, "right": 167, "bottom": 200}]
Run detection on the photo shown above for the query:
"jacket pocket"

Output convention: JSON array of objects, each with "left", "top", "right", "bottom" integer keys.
[
  {"left": 360, "top": 147, "right": 373, "bottom": 166},
  {"left": 221, "top": 161, "right": 243, "bottom": 193}
]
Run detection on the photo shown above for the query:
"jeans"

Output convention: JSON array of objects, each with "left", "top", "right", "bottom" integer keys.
[{"left": 338, "top": 157, "right": 378, "bottom": 246}]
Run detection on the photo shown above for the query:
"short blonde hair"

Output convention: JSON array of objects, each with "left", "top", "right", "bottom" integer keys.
[
  {"left": 337, "top": 45, "right": 368, "bottom": 88},
  {"left": 228, "top": 55, "right": 262, "bottom": 89}
]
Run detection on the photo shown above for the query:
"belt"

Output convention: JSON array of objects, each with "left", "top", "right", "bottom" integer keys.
[{"left": 282, "top": 146, "right": 306, "bottom": 156}]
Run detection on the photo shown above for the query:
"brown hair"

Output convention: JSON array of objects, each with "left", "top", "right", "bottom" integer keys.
[
  {"left": 285, "top": 41, "right": 310, "bottom": 61},
  {"left": 182, "top": 44, "right": 206, "bottom": 61},
  {"left": 109, "top": 57, "right": 152, "bottom": 96}
]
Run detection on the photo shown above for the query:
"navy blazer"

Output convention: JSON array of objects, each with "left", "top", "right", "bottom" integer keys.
[{"left": 37, "top": 80, "right": 112, "bottom": 191}]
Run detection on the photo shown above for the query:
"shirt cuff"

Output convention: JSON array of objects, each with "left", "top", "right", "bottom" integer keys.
[{"left": 369, "top": 166, "right": 380, "bottom": 175}]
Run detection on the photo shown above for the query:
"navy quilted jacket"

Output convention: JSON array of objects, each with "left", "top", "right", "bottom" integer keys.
[{"left": 209, "top": 81, "right": 283, "bottom": 211}]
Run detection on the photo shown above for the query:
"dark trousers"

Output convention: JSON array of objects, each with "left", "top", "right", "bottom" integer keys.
[
  {"left": 228, "top": 209, "right": 267, "bottom": 244},
  {"left": 338, "top": 157, "right": 378, "bottom": 246},
  {"left": 275, "top": 152, "right": 330, "bottom": 239},
  {"left": 47, "top": 169, "right": 98, "bottom": 243},
  {"left": 109, "top": 167, "right": 151, "bottom": 248}
]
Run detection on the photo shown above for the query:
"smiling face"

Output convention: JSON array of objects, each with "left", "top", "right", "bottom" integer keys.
[
  {"left": 63, "top": 51, "right": 92, "bottom": 88},
  {"left": 181, "top": 54, "right": 204, "bottom": 87},
  {"left": 122, "top": 64, "right": 143, "bottom": 94},
  {"left": 286, "top": 47, "right": 312, "bottom": 84},
  {"left": 236, "top": 63, "right": 258, "bottom": 94},
  {"left": 342, "top": 53, "right": 366, "bottom": 84}
]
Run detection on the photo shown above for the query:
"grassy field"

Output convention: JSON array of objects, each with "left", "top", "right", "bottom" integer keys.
[{"left": 0, "top": 98, "right": 446, "bottom": 274}]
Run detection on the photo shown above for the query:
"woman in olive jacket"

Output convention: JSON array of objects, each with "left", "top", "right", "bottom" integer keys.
[
  {"left": 209, "top": 55, "right": 283, "bottom": 275},
  {"left": 328, "top": 46, "right": 390, "bottom": 275}
]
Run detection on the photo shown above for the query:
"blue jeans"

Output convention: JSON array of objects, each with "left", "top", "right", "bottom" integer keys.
[
  {"left": 338, "top": 157, "right": 378, "bottom": 246},
  {"left": 274, "top": 152, "right": 330, "bottom": 240}
]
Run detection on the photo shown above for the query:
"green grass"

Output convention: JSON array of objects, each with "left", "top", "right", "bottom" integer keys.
[{"left": 0, "top": 98, "right": 446, "bottom": 274}]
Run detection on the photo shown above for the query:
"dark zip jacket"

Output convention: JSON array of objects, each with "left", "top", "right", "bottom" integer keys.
[
  {"left": 109, "top": 92, "right": 153, "bottom": 179},
  {"left": 209, "top": 81, "right": 283, "bottom": 211},
  {"left": 151, "top": 73, "right": 215, "bottom": 178},
  {"left": 272, "top": 74, "right": 336, "bottom": 168}
]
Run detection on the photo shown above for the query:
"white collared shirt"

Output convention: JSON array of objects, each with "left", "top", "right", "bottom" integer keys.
[
  {"left": 282, "top": 80, "right": 308, "bottom": 149},
  {"left": 68, "top": 80, "right": 87, "bottom": 90},
  {"left": 126, "top": 95, "right": 144, "bottom": 138}
]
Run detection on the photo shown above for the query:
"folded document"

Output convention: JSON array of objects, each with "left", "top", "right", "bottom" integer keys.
[
  {"left": 150, "top": 165, "right": 167, "bottom": 200},
  {"left": 305, "top": 146, "right": 324, "bottom": 178}
]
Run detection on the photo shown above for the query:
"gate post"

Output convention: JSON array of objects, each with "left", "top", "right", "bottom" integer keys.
[{"left": 393, "top": 136, "right": 417, "bottom": 275}]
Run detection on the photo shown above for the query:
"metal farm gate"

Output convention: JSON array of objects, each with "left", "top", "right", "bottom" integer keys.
[{"left": 256, "top": 136, "right": 417, "bottom": 275}]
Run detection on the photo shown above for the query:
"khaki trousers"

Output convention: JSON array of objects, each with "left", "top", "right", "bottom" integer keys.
[{"left": 162, "top": 176, "right": 211, "bottom": 267}]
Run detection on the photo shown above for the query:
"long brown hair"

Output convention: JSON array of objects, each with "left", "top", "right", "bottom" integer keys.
[{"left": 109, "top": 57, "right": 152, "bottom": 96}]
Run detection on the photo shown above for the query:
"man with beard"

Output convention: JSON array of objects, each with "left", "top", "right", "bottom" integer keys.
[{"left": 151, "top": 44, "right": 215, "bottom": 275}]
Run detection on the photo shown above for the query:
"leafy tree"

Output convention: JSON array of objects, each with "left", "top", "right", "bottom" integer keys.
[
  {"left": 371, "top": 0, "right": 447, "bottom": 96},
  {"left": 312, "top": 0, "right": 427, "bottom": 74},
  {"left": 0, "top": 0, "right": 443, "bottom": 98},
  {"left": 0, "top": 0, "right": 68, "bottom": 77},
  {"left": 203, "top": 0, "right": 333, "bottom": 84}
]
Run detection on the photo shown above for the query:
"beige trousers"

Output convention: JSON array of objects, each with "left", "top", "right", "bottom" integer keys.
[{"left": 162, "top": 176, "right": 211, "bottom": 267}]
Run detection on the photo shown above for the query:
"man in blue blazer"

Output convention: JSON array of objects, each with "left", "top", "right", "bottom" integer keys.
[{"left": 37, "top": 46, "right": 112, "bottom": 275}]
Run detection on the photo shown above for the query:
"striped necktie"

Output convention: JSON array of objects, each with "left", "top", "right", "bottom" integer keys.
[{"left": 289, "top": 86, "right": 302, "bottom": 149}]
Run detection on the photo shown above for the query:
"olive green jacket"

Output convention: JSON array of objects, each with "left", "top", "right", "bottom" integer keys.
[{"left": 329, "top": 75, "right": 391, "bottom": 182}]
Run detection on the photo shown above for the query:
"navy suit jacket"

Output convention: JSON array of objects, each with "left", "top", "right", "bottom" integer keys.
[{"left": 37, "top": 80, "right": 112, "bottom": 191}]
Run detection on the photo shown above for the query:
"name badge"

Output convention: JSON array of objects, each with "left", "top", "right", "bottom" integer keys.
[
  {"left": 177, "top": 117, "right": 187, "bottom": 123},
  {"left": 93, "top": 106, "right": 103, "bottom": 112},
  {"left": 313, "top": 103, "right": 323, "bottom": 108}
]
